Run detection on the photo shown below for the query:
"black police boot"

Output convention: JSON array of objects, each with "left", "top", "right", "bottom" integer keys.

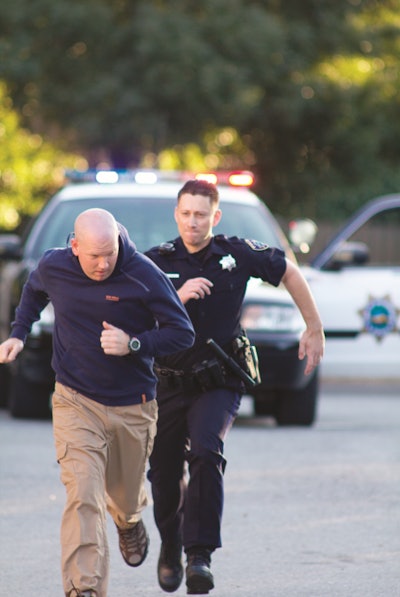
[
  {"left": 157, "top": 541, "right": 184, "bottom": 593},
  {"left": 185, "top": 547, "right": 214, "bottom": 595}
]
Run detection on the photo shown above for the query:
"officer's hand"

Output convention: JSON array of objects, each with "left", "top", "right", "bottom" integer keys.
[
  {"left": 178, "top": 277, "right": 214, "bottom": 304},
  {"left": 298, "top": 326, "right": 325, "bottom": 375},
  {"left": 100, "top": 321, "right": 130, "bottom": 356},
  {"left": 0, "top": 338, "right": 24, "bottom": 363}
]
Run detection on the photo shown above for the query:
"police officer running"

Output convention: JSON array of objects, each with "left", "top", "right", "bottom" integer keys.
[{"left": 145, "top": 180, "right": 325, "bottom": 594}]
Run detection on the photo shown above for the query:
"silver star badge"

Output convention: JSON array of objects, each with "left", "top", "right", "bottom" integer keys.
[{"left": 219, "top": 254, "right": 236, "bottom": 271}]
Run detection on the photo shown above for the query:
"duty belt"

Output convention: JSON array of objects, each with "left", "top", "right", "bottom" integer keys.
[
  {"left": 154, "top": 336, "right": 260, "bottom": 393},
  {"left": 154, "top": 358, "right": 227, "bottom": 392},
  {"left": 154, "top": 366, "right": 196, "bottom": 391}
]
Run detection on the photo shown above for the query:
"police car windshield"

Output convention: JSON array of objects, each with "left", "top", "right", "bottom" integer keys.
[{"left": 27, "top": 196, "right": 284, "bottom": 259}]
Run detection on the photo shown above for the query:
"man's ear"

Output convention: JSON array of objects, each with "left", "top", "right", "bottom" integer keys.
[
  {"left": 213, "top": 209, "right": 222, "bottom": 227},
  {"left": 70, "top": 238, "right": 79, "bottom": 256}
]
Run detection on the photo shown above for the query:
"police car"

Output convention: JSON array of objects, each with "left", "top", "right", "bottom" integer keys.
[
  {"left": 0, "top": 169, "right": 316, "bottom": 424},
  {"left": 298, "top": 194, "right": 400, "bottom": 381}
]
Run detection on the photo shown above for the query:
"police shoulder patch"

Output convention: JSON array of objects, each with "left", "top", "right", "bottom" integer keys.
[{"left": 244, "top": 239, "right": 269, "bottom": 251}]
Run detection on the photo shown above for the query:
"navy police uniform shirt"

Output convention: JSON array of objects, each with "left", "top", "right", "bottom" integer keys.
[{"left": 145, "top": 234, "right": 287, "bottom": 372}]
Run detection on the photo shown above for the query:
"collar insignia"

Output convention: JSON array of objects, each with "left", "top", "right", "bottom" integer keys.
[{"left": 219, "top": 254, "right": 236, "bottom": 271}]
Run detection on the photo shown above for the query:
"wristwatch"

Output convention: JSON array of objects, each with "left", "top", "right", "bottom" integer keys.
[{"left": 128, "top": 336, "right": 141, "bottom": 353}]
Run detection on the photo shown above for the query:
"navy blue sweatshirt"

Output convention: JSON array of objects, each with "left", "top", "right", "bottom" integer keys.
[{"left": 11, "top": 225, "right": 195, "bottom": 405}]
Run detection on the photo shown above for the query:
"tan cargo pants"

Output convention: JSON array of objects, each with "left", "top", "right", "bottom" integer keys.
[{"left": 52, "top": 382, "right": 158, "bottom": 597}]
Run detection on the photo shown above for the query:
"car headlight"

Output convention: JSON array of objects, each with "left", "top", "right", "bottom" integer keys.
[
  {"left": 241, "top": 302, "right": 305, "bottom": 333},
  {"left": 30, "top": 303, "right": 55, "bottom": 336}
]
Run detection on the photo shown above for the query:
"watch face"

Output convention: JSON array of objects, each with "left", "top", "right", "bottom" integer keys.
[{"left": 129, "top": 337, "right": 141, "bottom": 352}]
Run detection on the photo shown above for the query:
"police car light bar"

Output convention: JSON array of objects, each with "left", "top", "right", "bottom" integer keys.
[
  {"left": 95, "top": 171, "right": 119, "bottom": 184},
  {"left": 195, "top": 171, "right": 254, "bottom": 187},
  {"left": 64, "top": 169, "right": 255, "bottom": 187},
  {"left": 64, "top": 169, "right": 165, "bottom": 184},
  {"left": 228, "top": 171, "right": 254, "bottom": 187},
  {"left": 195, "top": 173, "right": 218, "bottom": 184}
]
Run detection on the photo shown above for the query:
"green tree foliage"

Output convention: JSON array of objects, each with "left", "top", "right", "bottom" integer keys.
[
  {"left": 1, "top": 0, "right": 400, "bottom": 221},
  {"left": 0, "top": 83, "right": 84, "bottom": 230},
  {"left": 249, "top": 0, "right": 400, "bottom": 219}
]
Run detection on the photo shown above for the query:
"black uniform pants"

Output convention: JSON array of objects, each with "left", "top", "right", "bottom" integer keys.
[{"left": 148, "top": 385, "right": 241, "bottom": 551}]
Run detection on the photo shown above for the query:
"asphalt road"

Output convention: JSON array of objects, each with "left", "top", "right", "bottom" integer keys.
[{"left": 1, "top": 381, "right": 399, "bottom": 596}]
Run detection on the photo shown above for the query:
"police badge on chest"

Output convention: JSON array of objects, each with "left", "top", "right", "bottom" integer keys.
[{"left": 219, "top": 254, "right": 236, "bottom": 271}]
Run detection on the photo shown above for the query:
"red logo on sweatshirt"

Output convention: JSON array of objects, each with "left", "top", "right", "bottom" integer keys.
[{"left": 105, "top": 295, "right": 120, "bottom": 302}]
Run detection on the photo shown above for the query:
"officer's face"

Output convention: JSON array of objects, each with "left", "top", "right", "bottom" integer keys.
[{"left": 175, "top": 193, "right": 222, "bottom": 252}]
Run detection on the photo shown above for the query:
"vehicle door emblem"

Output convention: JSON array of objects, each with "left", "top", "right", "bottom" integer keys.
[{"left": 358, "top": 295, "right": 400, "bottom": 341}]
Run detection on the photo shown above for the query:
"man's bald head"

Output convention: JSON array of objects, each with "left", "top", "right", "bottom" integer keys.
[
  {"left": 71, "top": 209, "right": 120, "bottom": 281},
  {"left": 74, "top": 208, "right": 119, "bottom": 243}
]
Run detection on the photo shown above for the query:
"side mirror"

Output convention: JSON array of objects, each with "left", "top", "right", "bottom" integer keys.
[
  {"left": 324, "top": 241, "right": 370, "bottom": 271},
  {"left": 0, "top": 234, "right": 22, "bottom": 260},
  {"left": 288, "top": 219, "right": 318, "bottom": 254}
]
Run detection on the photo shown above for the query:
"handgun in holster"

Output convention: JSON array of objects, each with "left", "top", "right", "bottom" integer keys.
[
  {"left": 206, "top": 335, "right": 261, "bottom": 391},
  {"left": 232, "top": 334, "right": 261, "bottom": 386}
]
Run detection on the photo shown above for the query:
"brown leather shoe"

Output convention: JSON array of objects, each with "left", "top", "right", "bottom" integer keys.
[
  {"left": 186, "top": 548, "right": 214, "bottom": 594},
  {"left": 157, "top": 541, "right": 183, "bottom": 592}
]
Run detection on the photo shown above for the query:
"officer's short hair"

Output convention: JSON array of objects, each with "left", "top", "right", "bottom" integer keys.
[{"left": 177, "top": 180, "right": 219, "bottom": 208}]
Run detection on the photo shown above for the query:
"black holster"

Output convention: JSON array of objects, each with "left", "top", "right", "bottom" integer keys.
[
  {"left": 232, "top": 334, "right": 261, "bottom": 387},
  {"left": 191, "top": 358, "right": 226, "bottom": 391}
]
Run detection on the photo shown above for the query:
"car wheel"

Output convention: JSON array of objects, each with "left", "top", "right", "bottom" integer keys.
[
  {"left": 0, "top": 364, "right": 11, "bottom": 408},
  {"left": 253, "top": 390, "right": 276, "bottom": 416},
  {"left": 8, "top": 369, "right": 53, "bottom": 419},
  {"left": 275, "top": 369, "right": 319, "bottom": 426}
]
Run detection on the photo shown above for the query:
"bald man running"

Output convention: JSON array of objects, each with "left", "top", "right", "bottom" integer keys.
[{"left": 0, "top": 208, "right": 194, "bottom": 597}]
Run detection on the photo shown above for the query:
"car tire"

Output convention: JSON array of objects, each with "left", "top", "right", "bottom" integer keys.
[
  {"left": 8, "top": 370, "right": 53, "bottom": 419},
  {"left": 253, "top": 390, "right": 276, "bottom": 417},
  {"left": 275, "top": 369, "right": 319, "bottom": 426},
  {"left": 0, "top": 364, "right": 11, "bottom": 408}
]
